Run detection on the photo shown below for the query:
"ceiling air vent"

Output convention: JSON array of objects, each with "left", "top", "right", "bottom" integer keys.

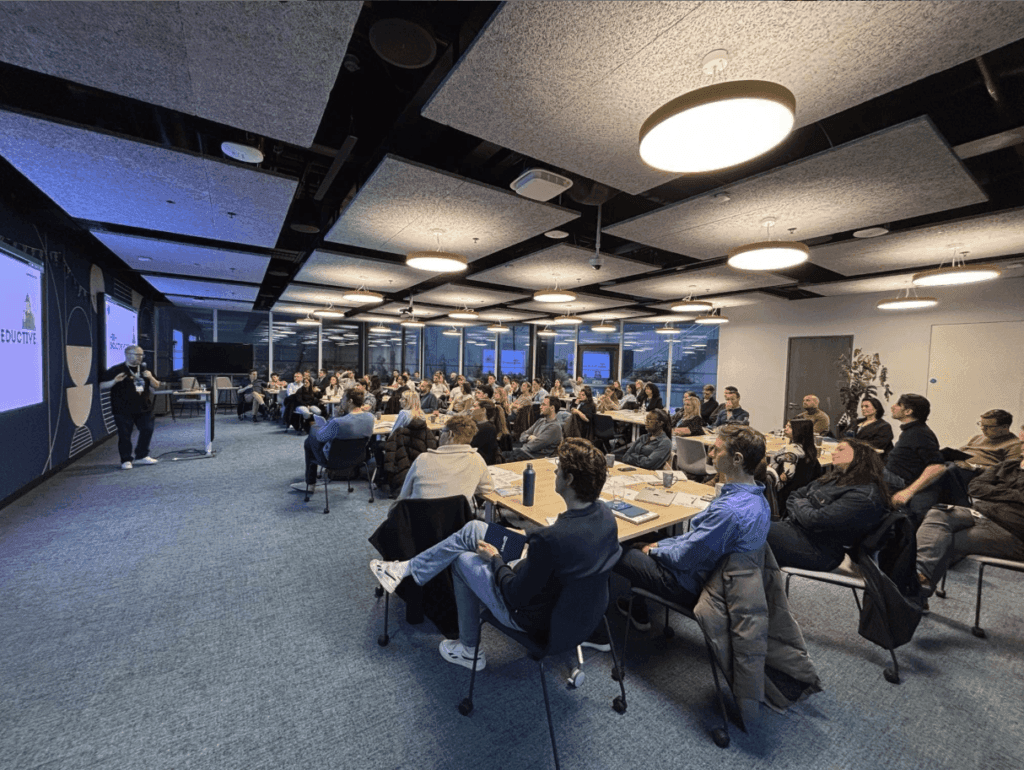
[{"left": 510, "top": 169, "right": 573, "bottom": 202}]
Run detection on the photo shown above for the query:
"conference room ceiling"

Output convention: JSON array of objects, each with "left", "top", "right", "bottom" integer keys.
[{"left": 0, "top": 1, "right": 1023, "bottom": 326}]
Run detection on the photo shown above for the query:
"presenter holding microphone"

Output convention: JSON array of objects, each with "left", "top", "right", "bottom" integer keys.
[{"left": 100, "top": 345, "right": 161, "bottom": 470}]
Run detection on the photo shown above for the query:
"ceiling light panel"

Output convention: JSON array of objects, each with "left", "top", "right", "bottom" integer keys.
[
  {"left": 807, "top": 207, "right": 1024, "bottom": 276},
  {"left": 164, "top": 295, "right": 255, "bottom": 312},
  {"left": 144, "top": 277, "right": 258, "bottom": 302},
  {"left": 294, "top": 251, "right": 427, "bottom": 293},
  {"left": 422, "top": 2, "right": 1024, "bottom": 194},
  {"left": 413, "top": 285, "right": 527, "bottom": 308},
  {"left": 613, "top": 264, "right": 791, "bottom": 301},
  {"left": 470, "top": 244, "right": 657, "bottom": 290},
  {"left": 90, "top": 231, "right": 270, "bottom": 284},
  {"left": 0, "top": 110, "right": 295, "bottom": 247},
  {"left": 0, "top": 3, "right": 359, "bottom": 147},
  {"left": 605, "top": 118, "right": 985, "bottom": 257},
  {"left": 514, "top": 292, "right": 632, "bottom": 314},
  {"left": 323, "top": 155, "right": 578, "bottom": 259},
  {"left": 278, "top": 285, "right": 360, "bottom": 307}
]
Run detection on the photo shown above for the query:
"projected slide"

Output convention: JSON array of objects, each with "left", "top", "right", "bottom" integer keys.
[
  {"left": 104, "top": 297, "right": 138, "bottom": 369},
  {"left": 0, "top": 251, "right": 44, "bottom": 412},
  {"left": 582, "top": 351, "right": 611, "bottom": 379}
]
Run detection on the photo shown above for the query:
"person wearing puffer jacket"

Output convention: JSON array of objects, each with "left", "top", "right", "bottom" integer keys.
[
  {"left": 383, "top": 412, "right": 439, "bottom": 497},
  {"left": 768, "top": 439, "right": 892, "bottom": 571}
]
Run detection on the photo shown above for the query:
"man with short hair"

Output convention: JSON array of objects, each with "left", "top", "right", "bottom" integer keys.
[
  {"left": 504, "top": 396, "right": 563, "bottom": 461},
  {"left": 281, "top": 371, "right": 304, "bottom": 426},
  {"left": 916, "top": 427, "right": 1024, "bottom": 599},
  {"left": 339, "top": 370, "right": 357, "bottom": 392},
  {"left": 315, "top": 369, "right": 330, "bottom": 392},
  {"left": 100, "top": 345, "right": 161, "bottom": 469},
  {"left": 885, "top": 394, "right": 946, "bottom": 523},
  {"left": 700, "top": 384, "right": 718, "bottom": 424},
  {"left": 795, "top": 394, "right": 830, "bottom": 436},
  {"left": 431, "top": 372, "right": 450, "bottom": 400},
  {"left": 394, "top": 413, "right": 494, "bottom": 507},
  {"left": 370, "top": 438, "right": 621, "bottom": 671},
  {"left": 296, "top": 389, "right": 375, "bottom": 494},
  {"left": 418, "top": 380, "right": 439, "bottom": 412},
  {"left": 613, "top": 424, "right": 771, "bottom": 629},
  {"left": 957, "top": 410, "right": 1022, "bottom": 470},
  {"left": 712, "top": 387, "right": 750, "bottom": 427},
  {"left": 236, "top": 369, "right": 266, "bottom": 422}
]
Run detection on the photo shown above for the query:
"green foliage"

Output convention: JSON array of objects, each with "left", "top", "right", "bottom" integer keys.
[{"left": 835, "top": 348, "right": 893, "bottom": 423}]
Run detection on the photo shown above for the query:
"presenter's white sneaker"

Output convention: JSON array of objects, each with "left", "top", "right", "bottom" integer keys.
[
  {"left": 120, "top": 461, "right": 133, "bottom": 470},
  {"left": 439, "top": 640, "right": 485, "bottom": 671},
  {"left": 134, "top": 456, "right": 159, "bottom": 465}
]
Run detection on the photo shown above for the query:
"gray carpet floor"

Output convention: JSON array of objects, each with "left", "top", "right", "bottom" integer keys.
[{"left": 1, "top": 414, "right": 1022, "bottom": 770}]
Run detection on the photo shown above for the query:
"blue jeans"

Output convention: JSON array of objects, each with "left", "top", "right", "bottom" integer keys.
[
  {"left": 113, "top": 411, "right": 155, "bottom": 463},
  {"left": 408, "top": 520, "right": 524, "bottom": 646}
]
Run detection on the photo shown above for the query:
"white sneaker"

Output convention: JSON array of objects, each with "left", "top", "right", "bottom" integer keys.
[
  {"left": 370, "top": 559, "right": 408, "bottom": 594},
  {"left": 120, "top": 461, "right": 133, "bottom": 470},
  {"left": 134, "top": 456, "right": 159, "bottom": 465},
  {"left": 439, "top": 639, "right": 485, "bottom": 671}
]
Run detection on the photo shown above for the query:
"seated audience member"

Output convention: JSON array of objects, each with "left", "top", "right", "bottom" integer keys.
[
  {"left": 618, "top": 409, "right": 673, "bottom": 470},
  {"left": 505, "top": 397, "right": 563, "bottom": 461},
  {"left": 292, "top": 376, "right": 323, "bottom": 432},
  {"left": 359, "top": 384, "right": 377, "bottom": 414},
  {"left": 955, "top": 409, "right": 1022, "bottom": 472},
  {"left": 298, "top": 390, "right": 375, "bottom": 494},
  {"left": 510, "top": 382, "right": 533, "bottom": 417},
  {"left": 565, "top": 386, "right": 597, "bottom": 442},
  {"left": 634, "top": 380, "right": 648, "bottom": 409},
  {"left": 236, "top": 369, "right": 266, "bottom": 422},
  {"left": 430, "top": 372, "right": 450, "bottom": 400},
  {"left": 469, "top": 402, "right": 501, "bottom": 466},
  {"left": 390, "top": 370, "right": 402, "bottom": 389},
  {"left": 549, "top": 379, "right": 567, "bottom": 400},
  {"left": 916, "top": 431, "right": 1024, "bottom": 598},
  {"left": 476, "top": 383, "right": 494, "bottom": 402},
  {"left": 383, "top": 397, "right": 439, "bottom": 497},
  {"left": 700, "top": 384, "right": 718, "bottom": 424},
  {"left": 844, "top": 397, "right": 894, "bottom": 453},
  {"left": 387, "top": 389, "right": 424, "bottom": 439},
  {"left": 281, "top": 371, "right": 305, "bottom": 426},
  {"left": 794, "top": 394, "right": 831, "bottom": 436},
  {"left": 672, "top": 395, "right": 705, "bottom": 437},
  {"left": 532, "top": 378, "right": 549, "bottom": 404},
  {"left": 883, "top": 394, "right": 946, "bottom": 523},
  {"left": 338, "top": 370, "right": 356, "bottom": 392},
  {"left": 619, "top": 383, "right": 638, "bottom": 410},
  {"left": 418, "top": 380, "right": 439, "bottom": 412},
  {"left": 613, "top": 425, "right": 771, "bottom": 629},
  {"left": 642, "top": 383, "right": 664, "bottom": 412},
  {"left": 768, "top": 439, "right": 891, "bottom": 571},
  {"left": 596, "top": 386, "right": 619, "bottom": 413},
  {"left": 491, "top": 385, "right": 511, "bottom": 415},
  {"left": 314, "top": 369, "right": 330, "bottom": 392},
  {"left": 501, "top": 375, "right": 513, "bottom": 391},
  {"left": 448, "top": 382, "right": 475, "bottom": 414},
  {"left": 370, "top": 439, "right": 620, "bottom": 670},
  {"left": 712, "top": 387, "right": 750, "bottom": 427},
  {"left": 368, "top": 374, "right": 384, "bottom": 405},
  {"left": 768, "top": 419, "right": 821, "bottom": 513},
  {"left": 573, "top": 376, "right": 585, "bottom": 394},
  {"left": 393, "top": 413, "right": 494, "bottom": 508},
  {"left": 322, "top": 375, "right": 342, "bottom": 402}
]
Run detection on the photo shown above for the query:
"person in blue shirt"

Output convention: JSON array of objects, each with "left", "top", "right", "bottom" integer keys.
[
  {"left": 613, "top": 424, "right": 771, "bottom": 630},
  {"left": 297, "top": 390, "right": 375, "bottom": 494},
  {"left": 712, "top": 387, "right": 750, "bottom": 428}
]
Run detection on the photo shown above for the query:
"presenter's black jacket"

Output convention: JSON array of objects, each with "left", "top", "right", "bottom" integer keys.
[{"left": 102, "top": 363, "right": 155, "bottom": 415}]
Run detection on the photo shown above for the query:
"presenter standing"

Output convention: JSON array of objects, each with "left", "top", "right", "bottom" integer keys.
[{"left": 100, "top": 345, "right": 161, "bottom": 469}]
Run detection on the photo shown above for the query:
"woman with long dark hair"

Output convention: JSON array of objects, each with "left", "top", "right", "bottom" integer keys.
[
  {"left": 768, "top": 438, "right": 892, "bottom": 570},
  {"left": 643, "top": 383, "right": 664, "bottom": 412},
  {"left": 769, "top": 419, "right": 820, "bottom": 511},
  {"left": 845, "top": 396, "right": 894, "bottom": 453},
  {"left": 566, "top": 385, "right": 597, "bottom": 441}
]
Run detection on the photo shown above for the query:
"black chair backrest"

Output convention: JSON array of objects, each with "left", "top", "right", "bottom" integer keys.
[
  {"left": 593, "top": 414, "right": 617, "bottom": 439},
  {"left": 529, "top": 403, "right": 541, "bottom": 424},
  {"left": 541, "top": 571, "right": 611, "bottom": 657},
  {"left": 323, "top": 436, "right": 371, "bottom": 472}
]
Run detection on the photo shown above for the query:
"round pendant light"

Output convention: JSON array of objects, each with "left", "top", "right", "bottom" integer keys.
[
  {"left": 670, "top": 298, "right": 713, "bottom": 313},
  {"left": 400, "top": 317, "right": 425, "bottom": 328},
  {"left": 442, "top": 328, "right": 462, "bottom": 337},
  {"left": 912, "top": 264, "right": 1001, "bottom": 287},
  {"left": 537, "top": 327, "right": 558, "bottom": 337},
  {"left": 655, "top": 324, "right": 681, "bottom": 335},
  {"left": 369, "top": 323, "right": 390, "bottom": 333},
  {"left": 406, "top": 229, "right": 468, "bottom": 273},
  {"left": 296, "top": 314, "right": 320, "bottom": 326},
  {"left": 591, "top": 320, "right": 617, "bottom": 332},
  {"left": 876, "top": 296, "right": 938, "bottom": 311},
  {"left": 449, "top": 308, "right": 479, "bottom": 320},
  {"left": 727, "top": 217, "right": 808, "bottom": 270},
  {"left": 639, "top": 77, "right": 795, "bottom": 174},
  {"left": 534, "top": 288, "right": 577, "bottom": 303},
  {"left": 553, "top": 314, "right": 582, "bottom": 325},
  {"left": 312, "top": 303, "right": 344, "bottom": 318},
  {"left": 341, "top": 288, "right": 383, "bottom": 304},
  {"left": 695, "top": 308, "right": 729, "bottom": 325},
  {"left": 487, "top": 323, "right": 511, "bottom": 333}
]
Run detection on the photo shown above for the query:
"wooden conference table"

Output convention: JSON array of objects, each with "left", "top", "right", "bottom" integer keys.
[
  {"left": 483, "top": 459, "right": 711, "bottom": 541},
  {"left": 677, "top": 432, "right": 834, "bottom": 466},
  {"left": 371, "top": 413, "right": 447, "bottom": 435}
]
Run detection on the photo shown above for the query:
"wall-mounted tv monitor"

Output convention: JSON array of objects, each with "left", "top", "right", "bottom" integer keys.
[
  {"left": 187, "top": 342, "right": 253, "bottom": 375},
  {"left": 0, "top": 244, "right": 44, "bottom": 413},
  {"left": 99, "top": 293, "right": 139, "bottom": 370}
]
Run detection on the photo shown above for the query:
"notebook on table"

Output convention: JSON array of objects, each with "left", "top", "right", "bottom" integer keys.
[
  {"left": 635, "top": 487, "right": 676, "bottom": 507},
  {"left": 609, "top": 500, "right": 659, "bottom": 525}
]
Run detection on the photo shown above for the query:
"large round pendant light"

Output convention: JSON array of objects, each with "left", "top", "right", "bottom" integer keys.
[
  {"left": 639, "top": 68, "right": 795, "bottom": 173},
  {"left": 534, "top": 288, "right": 577, "bottom": 303},
  {"left": 671, "top": 298, "right": 713, "bottom": 313},
  {"left": 537, "top": 327, "right": 558, "bottom": 337},
  {"left": 312, "top": 303, "right": 344, "bottom": 318},
  {"left": 912, "top": 248, "right": 1001, "bottom": 287},
  {"left": 728, "top": 217, "right": 808, "bottom": 271},
  {"left": 553, "top": 314, "right": 582, "bottom": 325},
  {"left": 442, "top": 328, "right": 462, "bottom": 337},
  {"left": 341, "top": 287, "right": 383, "bottom": 304},
  {"left": 695, "top": 308, "right": 729, "bottom": 325},
  {"left": 655, "top": 324, "right": 681, "bottom": 335},
  {"left": 400, "top": 317, "right": 425, "bottom": 328},
  {"left": 406, "top": 229, "right": 468, "bottom": 273},
  {"left": 449, "top": 307, "right": 479, "bottom": 320},
  {"left": 487, "top": 322, "right": 511, "bottom": 333},
  {"left": 296, "top": 313, "right": 320, "bottom": 326},
  {"left": 591, "top": 319, "right": 617, "bottom": 333},
  {"left": 876, "top": 295, "right": 938, "bottom": 311},
  {"left": 369, "top": 323, "right": 390, "bottom": 333}
]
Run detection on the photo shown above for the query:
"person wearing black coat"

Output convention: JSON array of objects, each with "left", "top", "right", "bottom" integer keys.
[
  {"left": 642, "top": 382, "right": 664, "bottom": 412},
  {"left": 383, "top": 415, "right": 439, "bottom": 494},
  {"left": 843, "top": 397, "right": 895, "bottom": 454},
  {"left": 768, "top": 439, "right": 892, "bottom": 571},
  {"left": 700, "top": 384, "right": 718, "bottom": 424}
]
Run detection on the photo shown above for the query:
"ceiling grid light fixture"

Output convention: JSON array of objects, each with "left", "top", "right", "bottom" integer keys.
[
  {"left": 876, "top": 288, "right": 938, "bottom": 311},
  {"left": 312, "top": 302, "right": 344, "bottom": 318},
  {"left": 695, "top": 307, "right": 729, "bottom": 325},
  {"left": 728, "top": 217, "right": 809, "bottom": 270},
  {"left": 406, "top": 228, "right": 468, "bottom": 273},
  {"left": 655, "top": 323, "right": 681, "bottom": 335},
  {"left": 486, "top": 321, "right": 511, "bottom": 333},
  {"left": 296, "top": 311, "right": 321, "bottom": 326},
  {"left": 537, "top": 326, "right": 558, "bottom": 337},
  {"left": 443, "top": 327, "right": 462, "bottom": 337},
  {"left": 341, "top": 286, "right": 383, "bottom": 304},
  {"left": 912, "top": 249, "right": 1001, "bottom": 287},
  {"left": 449, "top": 305, "right": 479, "bottom": 320},
  {"left": 671, "top": 294, "right": 714, "bottom": 313},
  {"left": 591, "top": 319, "right": 617, "bottom": 332},
  {"left": 553, "top": 313, "right": 582, "bottom": 325},
  {"left": 639, "top": 49, "right": 796, "bottom": 174},
  {"left": 533, "top": 285, "right": 577, "bottom": 303}
]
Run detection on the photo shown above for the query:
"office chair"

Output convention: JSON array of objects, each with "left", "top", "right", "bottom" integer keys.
[
  {"left": 673, "top": 436, "right": 712, "bottom": 478},
  {"left": 214, "top": 375, "right": 236, "bottom": 414},
  {"left": 176, "top": 376, "right": 202, "bottom": 418},
  {"left": 304, "top": 436, "right": 375, "bottom": 513},
  {"left": 935, "top": 555, "right": 1024, "bottom": 639},
  {"left": 459, "top": 572, "right": 627, "bottom": 770},
  {"left": 592, "top": 414, "right": 618, "bottom": 453}
]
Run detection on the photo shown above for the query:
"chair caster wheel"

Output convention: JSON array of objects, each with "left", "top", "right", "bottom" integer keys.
[
  {"left": 377, "top": 634, "right": 389, "bottom": 647},
  {"left": 321, "top": 508, "right": 330, "bottom": 515},
  {"left": 375, "top": 586, "right": 384, "bottom": 598},
  {"left": 972, "top": 627, "right": 987, "bottom": 639},
  {"left": 611, "top": 666, "right": 624, "bottom": 682},
  {"left": 303, "top": 493, "right": 311, "bottom": 503},
  {"left": 935, "top": 589, "right": 946, "bottom": 599},
  {"left": 458, "top": 698, "right": 473, "bottom": 716},
  {"left": 711, "top": 728, "right": 730, "bottom": 748},
  {"left": 883, "top": 667, "right": 900, "bottom": 684},
  {"left": 612, "top": 696, "right": 627, "bottom": 714},
  {"left": 663, "top": 626, "right": 675, "bottom": 639},
  {"left": 567, "top": 668, "right": 585, "bottom": 688}
]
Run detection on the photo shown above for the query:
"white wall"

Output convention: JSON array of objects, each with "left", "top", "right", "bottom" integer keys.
[{"left": 717, "top": 275, "right": 1024, "bottom": 444}]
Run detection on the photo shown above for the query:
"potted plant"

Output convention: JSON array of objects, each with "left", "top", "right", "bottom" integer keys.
[{"left": 835, "top": 350, "right": 893, "bottom": 432}]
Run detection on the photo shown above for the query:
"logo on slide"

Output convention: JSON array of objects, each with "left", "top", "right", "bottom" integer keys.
[{"left": 23, "top": 293, "right": 36, "bottom": 330}]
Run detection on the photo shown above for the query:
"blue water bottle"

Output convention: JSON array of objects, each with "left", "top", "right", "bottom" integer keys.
[{"left": 522, "top": 463, "right": 535, "bottom": 507}]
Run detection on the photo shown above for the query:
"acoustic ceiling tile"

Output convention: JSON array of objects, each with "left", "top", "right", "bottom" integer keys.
[
  {"left": 612, "top": 264, "right": 792, "bottom": 300},
  {"left": 375, "top": 303, "right": 449, "bottom": 319},
  {"left": 474, "top": 309, "right": 543, "bottom": 322},
  {"left": 165, "top": 295, "right": 254, "bottom": 312},
  {"left": 513, "top": 292, "right": 633, "bottom": 314},
  {"left": 649, "top": 291, "right": 780, "bottom": 310},
  {"left": 413, "top": 285, "right": 528, "bottom": 308},
  {"left": 294, "top": 251, "right": 428, "bottom": 293},
  {"left": 278, "top": 285, "right": 362, "bottom": 308},
  {"left": 0, "top": 110, "right": 295, "bottom": 247},
  {"left": 470, "top": 244, "right": 657, "bottom": 290},
  {"left": 144, "top": 276, "right": 258, "bottom": 301},
  {"left": 323, "top": 155, "right": 578, "bottom": 259},
  {"left": 808, "top": 207, "right": 1024, "bottom": 276},
  {"left": 604, "top": 118, "right": 986, "bottom": 258},
  {"left": 91, "top": 230, "right": 270, "bottom": 284},
  {"left": 423, "top": 1, "right": 1024, "bottom": 194},
  {"left": 809, "top": 258, "right": 1024, "bottom": 296},
  {"left": 575, "top": 308, "right": 653, "bottom": 321},
  {"left": 0, "top": 2, "right": 359, "bottom": 147}
]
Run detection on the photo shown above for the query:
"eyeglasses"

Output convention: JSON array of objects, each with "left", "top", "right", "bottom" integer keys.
[{"left": 977, "top": 422, "right": 1001, "bottom": 429}]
